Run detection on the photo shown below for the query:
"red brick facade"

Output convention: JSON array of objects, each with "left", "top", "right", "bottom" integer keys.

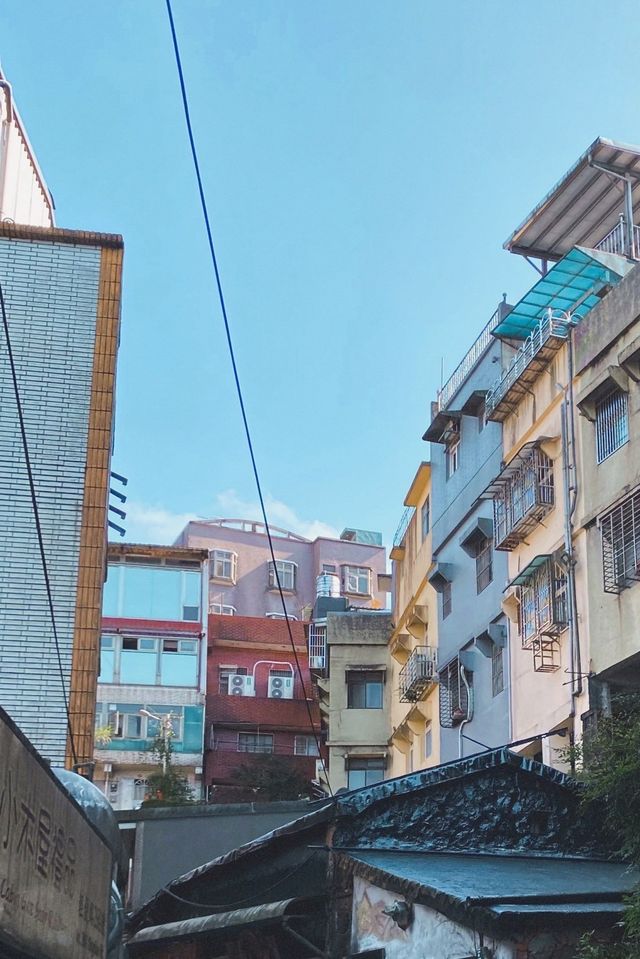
[{"left": 206, "top": 614, "right": 323, "bottom": 801}]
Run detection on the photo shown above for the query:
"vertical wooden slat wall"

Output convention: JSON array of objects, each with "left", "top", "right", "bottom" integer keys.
[{"left": 66, "top": 242, "right": 123, "bottom": 768}]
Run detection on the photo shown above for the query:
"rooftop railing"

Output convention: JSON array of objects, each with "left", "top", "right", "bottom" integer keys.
[
  {"left": 595, "top": 217, "right": 640, "bottom": 259},
  {"left": 436, "top": 305, "right": 502, "bottom": 411},
  {"left": 392, "top": 506, "right": 415, "bottom": 550},
  {"left": 485, "top": 312, "right": 570, "bottom": 420}
]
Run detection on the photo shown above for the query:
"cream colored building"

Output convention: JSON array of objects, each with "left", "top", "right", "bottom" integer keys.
[
  {"left": 316, "top": 610, "right": 392, "bottom": 793},
  {"left": 387, "top": 463, "right": 439, "bottom": 776}
]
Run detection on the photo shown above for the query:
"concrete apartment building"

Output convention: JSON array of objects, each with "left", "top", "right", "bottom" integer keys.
[
  {"left": 94, "top": 543, "right": 209, "bottom": 809},
  {"left": 482, "top": 138, "right": 640, "bottom": 762},
  {"left": 388, "top": 462, "right": 440, "bottom": 776},
  {"left": 315, "top": 609, "right": 392, "bottom": 793},
  {"left": 423, "top": 302, "right": 511, "bottom": 763},
  {"left": 206, "top": 614, "right": 322, "bottom": 802},
  {"left": 176, "top": 518, "right": 389, "bottom": 620},
  {"left": 0, "top": 73, "right": 123, "bottom": 767}
]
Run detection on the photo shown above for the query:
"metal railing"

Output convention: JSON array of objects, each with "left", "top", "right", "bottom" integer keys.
[
  {"left": 595, "top": 217, "right": 640, "bottom": 259},
  {"left": 437, "top": 306, "right": 501, "bottom": 411},
  {"left": 485, "top": 312, "right": 569, "bottom": 419},
  {"left": 392, "top": 507, "right": 415, "bottom": 550},
  {"left": 399, "top": 646, "right": 438, "bottom": 703}
]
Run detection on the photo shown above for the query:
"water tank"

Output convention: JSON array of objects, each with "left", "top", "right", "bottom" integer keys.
[{"left": 316, "top": 573, "right": 340, "bottom": 598}]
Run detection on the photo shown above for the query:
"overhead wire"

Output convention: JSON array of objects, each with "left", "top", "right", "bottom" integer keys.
[
  {"left": 164, "top": 0, "right": 331, "bottom": 795},
  {"left": 0, "top": 281, "right": 78, "bottom": 767}
]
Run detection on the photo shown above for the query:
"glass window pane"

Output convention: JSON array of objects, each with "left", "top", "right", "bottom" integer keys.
[
  {"left": 150, "top": 568, "right": 182, "bottom": 619},
  {"left": 121, "top": 567, "right": 154, "bottom": 618},
  {"left": 120, "top": 649, "right": 157, "bottom": 685},
  {"left": 161, "top": 652, "right": 198, "bottom": 687},
  {"left": 103, "top": 566, "right": 121, "bottom": 616},
  {"left": 183, "top": 571, "right": 201, "bottom": 610},
  {"left": 366, "top": 681, "right": 383, "bottom": 709},
  {"left": 99, "top": 638, "right": 115, "bottom": 683},
  {"left": 347, "top": 769, "right": 367, "bottom": 789}
]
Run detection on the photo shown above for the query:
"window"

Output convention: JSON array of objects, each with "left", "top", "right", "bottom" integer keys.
[
  {"left": 601, "top": 489, "right": 640, "bottom": 593},
  {"left": 424, "top": 725, "right": 432, "bottom": 759},
  {"left": 133, "top": 778, "right": 149, "bottom": 803},
  {"left": 124, "top": 714, "right": 142, "bottom": 739},
  {"left": 103, "top": 562, "right": 201, "bottom": 622},
  {"left": 265, "top": 612, "right": 298, "bottom": 620},
  {"left": 100, "top": 635, "right": 199, "bottom": 688},
  {"left": 492, "top": 642, "right": 504, "bottom": 697},
  {"left": 442, "top": 581, "right": 452, "bottom": 619},
  {"left": 477, "top": 402, "right": 485, "bottom": 432},
  {"left": 146, "top": 710, "right": 182, "bottom": 742},
  {"left": 475, "top": 537, "right": 493, "bottom": 594},
  {"left": 294, "top": 735, "right": 319, "bottom": 756},
  {"left": 211, "top": 550, "right": 237, "bottom": 583},
  {"left": 439, "top": 657, "right": 471, "bottom": 728},
  {"left": 519, "top": 558, "right": 568, "bottom": 647},
  {"left": 219, "top": 666, "right": 247, "bottom": 694},
  {"left": 346, "top": 757, "right": 385, "bottom": 790},
  {"left": 347, "top": 671, "right": 383, "bottom": 709},
  {"left": 238, "top": 733, "right": 274, "bottom": 754},
  {"left": 491, "top": 446, "right": 554, "bottom": 550},
  {"left": 446, "top": 428, "right": 460, "bottom": 479},
  {"left": 595, "top": 388, "right": 629, "bottom": 463},
  {"left": 322, "top": 564, "right": 337, "bottom": 574},
  {"left": 342, "top": 566, "right": 372, "bottom": 596},
  {"left": 268, "top": 560, "right": 297, "bottom": 591},
  {"left": 96, "top": 704, "right": 184, "bottom": 743},
  {"left": 421, "top": 497, "right": 430, "bottom": 541},
  {"left": 210, "top": 603, "right": 236, "bottom": 616}
]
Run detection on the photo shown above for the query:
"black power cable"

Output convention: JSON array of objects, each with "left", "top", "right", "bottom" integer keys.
[
  {"left": 164, "top": 0, "right": 331, "bottom": 794},
  {"left": 0, "top": 281, "right": 78, "bottom": 766}
]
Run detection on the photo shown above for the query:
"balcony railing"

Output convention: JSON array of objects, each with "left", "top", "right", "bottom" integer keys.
[
  {"left": 436, "top": 305, "right": 502, "bottom": 411},
  {"left": 595, "top": 217, "right": 640, "bottom": 259},
  {"left": 485, "top": 312, "right": 570, "bottom": 421},
  {"left": 392, "top": 506, "right": 415, "bottom": 550},
  {"left": 492, "top": 446, "right": 555, "bottom": 551},
  {"left": 399, "top": 646, "right": 438, "bottom": 703}
]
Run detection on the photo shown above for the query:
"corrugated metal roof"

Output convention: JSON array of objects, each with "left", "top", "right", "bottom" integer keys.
[{"left": 505, "top": 137, "right": 640, "bottom": 261}]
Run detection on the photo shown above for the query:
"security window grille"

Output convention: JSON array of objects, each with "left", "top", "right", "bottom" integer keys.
[
  {"left": 492, "top": 643, "right": 504, "bottom": 697},
  {"left": 342, "top": 566, "right": 372, "bottom": 596},
  {"left": 492, "top": 447, "right": 554, "bottom": 550},
  {"left": 219, "top": 666, "right": 247, "bottom": 694},
  {"left": 238, "top": 733, "right": 274, "bottom": 754},
  {"left": 601, "top": 489, "right": 640, "bottom": 593},
  {"left": 446, "top": 437, "right": 460, "bottom": 479},
  {"left": 421, "top": 497, "right": 430, "bottom": 540},
  {"left": 212, "top": 550, "right": 237, "bottom": 582},
  {"left": 346, "top": 757, "right": 386, "bottom": 789},
  {"left": 210, "top": 603, "right": 236, "bottom": 616},
  {"left": 442, "top": 581, "right": 452, "bottom": 619},
  {"left": 308, "top": 623, "right": 327, "bottom": 669},
  {"left": 519, "top": 559, "right": 568, "bottom": 648},
  {"left": 133, "top": 778, "right": 149, "bottom": 802},
  {"left": 439, "top": 657, "right": 470, "bottom": 728},
  {"left": 347, "top": 671, "right": 383, "bottom": 709},
  {"left": 595, "top": 388, "right": 629, "bottom": 463},
  {"left": 294, "top": 735, "right": 319, "bottom": 756},
  {"left": 268, "top": 560, "right": 297, "bottom": 591},
  {"left": 476, "top": 537, "right": 493, "bottom": 594}
]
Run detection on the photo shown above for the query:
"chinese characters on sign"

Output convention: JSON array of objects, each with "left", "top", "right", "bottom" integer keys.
[{"left": 0, "top": 708, "right": 111, "bottom": 959}]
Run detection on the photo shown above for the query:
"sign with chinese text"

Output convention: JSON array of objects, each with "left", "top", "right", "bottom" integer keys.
[{"left": 0, "top": 708, "right": 111, "bottom": 959}]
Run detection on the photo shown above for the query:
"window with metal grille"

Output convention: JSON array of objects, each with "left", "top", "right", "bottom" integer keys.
[
  {"left": 211, "top": 550, "right": 237, "bottom": 582},
  {"left": 491, "top": 642, "right": 504, "bottom": 697},
  {"left": 442, "top": 580, "right": 452, "bottom": 619},
  {"left": 439, "top": 657, "right": 470, "bottom": 728},
  {"left": 491, "top": 447, "right": 554, "bottom": 550},
  {"left": 237, "top": 732, "right": 274, "bottom": 754},
  {"left": 475, "top": 537, "right": 493, "bottom": 594},
  {"left": 268, "top": 560, "right": 297, "bottom": 591},
  {"left": 600, "top": 489, "right": 640, "bottom": 593},
  {"left": 519, "top": 559, "right": 568, "bottom": 648},
  {"left": 595, "top": 388, "right": 629, "bottom": 463}
]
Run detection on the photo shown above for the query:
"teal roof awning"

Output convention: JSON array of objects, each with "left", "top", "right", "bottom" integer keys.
[
  {"left": 507, "top": 555, "right": 551, "bottom": 589},
  {"left": 494, "top": 247, "right": 635, "bottom": 340}
]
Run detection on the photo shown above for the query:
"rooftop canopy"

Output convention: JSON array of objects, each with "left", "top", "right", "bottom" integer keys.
[
  {"left": 492, "top": 246, "right": 634, "bottom": 340},
  {"left": 505, "top": 137, "right": 640, "bottom": 261}
]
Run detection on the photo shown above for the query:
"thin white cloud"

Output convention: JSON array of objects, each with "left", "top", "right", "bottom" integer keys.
[{"left": 120, "top": 490, "right": 338, "bottom": 545}]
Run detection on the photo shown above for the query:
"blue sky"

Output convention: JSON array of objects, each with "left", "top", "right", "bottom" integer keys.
[{"left": 2, "top": 1, "right": 639, "bottom": 549}]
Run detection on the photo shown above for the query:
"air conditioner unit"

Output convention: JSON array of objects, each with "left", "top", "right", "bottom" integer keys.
[
  {"left": 309, "top": 655, "right": 325, "bottom": 669},
  {"left": 229, "top": 674, "right": 255, "bottom": 697},
  {"left": 315, "top": 759, "right": 325, "bottom": 780},
  {"left": 268, "top": 675, "right": 294, "bottom": 699}
]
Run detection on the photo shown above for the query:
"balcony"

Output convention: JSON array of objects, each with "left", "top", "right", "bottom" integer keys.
[
  {"left": 485, "top": 313, "right": 570, "bottom": 422},
  {"left": 399, "top": 646, "right": 438, "bottom": 703},
  {"left": 486, "top": 443, "right": 555, "bottom": 551},
  {"left": 390, "top": 506, "right": 415, "bottom": 560},
  {"left": 594, "top": 217, "right": 640, "bottom": 259}
]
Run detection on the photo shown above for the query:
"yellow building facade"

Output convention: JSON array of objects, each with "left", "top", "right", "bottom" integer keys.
[{"left": 388, "top": 463, "right": 440, "bottom": 776}]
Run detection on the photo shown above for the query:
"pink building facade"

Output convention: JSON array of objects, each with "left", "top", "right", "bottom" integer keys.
[{"left": 175, "top": 519, "right": 389, "bottom": 620}]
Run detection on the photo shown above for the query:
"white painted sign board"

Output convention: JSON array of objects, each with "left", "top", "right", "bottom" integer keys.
[{"left": 0, "top": 709, "right": 111, "bottom": 959}]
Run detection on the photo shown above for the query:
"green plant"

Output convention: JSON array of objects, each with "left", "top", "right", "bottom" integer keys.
[
  {"left": 230, "top": 754, "right": 312, "bottom": 802},
  {"left": 143, "top": 724, "right": 194, "bottom": 806}
]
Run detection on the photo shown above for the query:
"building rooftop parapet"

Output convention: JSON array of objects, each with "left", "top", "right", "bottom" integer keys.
[{"left": 435, "top": 300, "right": 510, "bottom": 413}]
